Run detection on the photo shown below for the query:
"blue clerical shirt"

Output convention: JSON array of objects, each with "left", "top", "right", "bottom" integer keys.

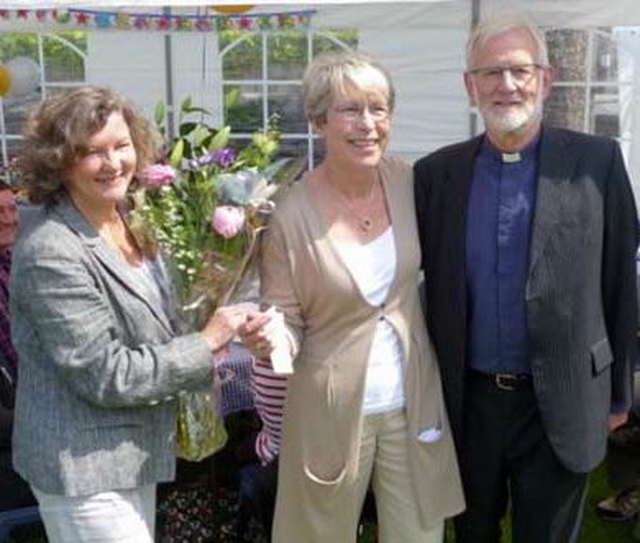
[{"left": 465, "top": 136, "right": 539, "bottom": 375}]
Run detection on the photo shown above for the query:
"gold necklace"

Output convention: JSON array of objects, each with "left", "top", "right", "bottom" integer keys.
[{"left": 326, "top": 175, "right": 378, "bottom": 233}]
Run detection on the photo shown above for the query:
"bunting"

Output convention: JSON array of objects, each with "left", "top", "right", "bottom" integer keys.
[{"left": 0, "top": 8, "right": 315, "bottom": 33}]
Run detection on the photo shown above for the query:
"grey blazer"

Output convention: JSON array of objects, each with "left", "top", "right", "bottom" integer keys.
[
  {"left": 414, "top": 126, "right": 639, "bottom": 473},
  {"left": 10, "top": 197, "right": 214, "bottom": 497}
]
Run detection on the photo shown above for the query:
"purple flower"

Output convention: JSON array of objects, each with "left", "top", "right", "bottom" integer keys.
[
  {"left": 142, "top": 164, "right": 177, "bottom": 187},
  {"left": 211, "top": 206, "right": 245, "bottom": 239},
  {"left": 188, "top": 147, "right": 237, "bottom": 171},
  {"left": 211, "top": 147, "right": 237, "bottom": 169}
]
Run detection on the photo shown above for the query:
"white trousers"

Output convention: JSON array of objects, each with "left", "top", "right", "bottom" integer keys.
[
  {"left": 32, "top": 484, "right": 156, "bottom": 543},
  {"left": 356, "top": 408, "right": 445, "bottom": 543}
]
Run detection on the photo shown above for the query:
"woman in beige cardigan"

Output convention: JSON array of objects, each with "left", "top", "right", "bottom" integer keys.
[{"left": 240, "top": 51, "right": 464, "bottom": 543}]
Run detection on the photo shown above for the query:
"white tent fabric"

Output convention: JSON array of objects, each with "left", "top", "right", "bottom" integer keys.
[
  {"left": 1, "top": 1, "right": 640, "bottom": 201},
  {"left": 0, "top": 0, "right": 447, "bottom": 8}
]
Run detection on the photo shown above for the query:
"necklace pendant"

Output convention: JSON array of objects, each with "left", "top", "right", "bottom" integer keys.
[{"left": 360, "top": 217, "right": 373, "bottom": 232}]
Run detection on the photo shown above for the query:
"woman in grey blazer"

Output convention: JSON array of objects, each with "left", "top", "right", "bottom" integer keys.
[{"left": 10, "top": 87, "right": 255, "bottom": 542}]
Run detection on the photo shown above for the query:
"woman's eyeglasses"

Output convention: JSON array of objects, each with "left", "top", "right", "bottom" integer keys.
[{"left": 331, "top": 103, "right": 390, "bottom": 122}]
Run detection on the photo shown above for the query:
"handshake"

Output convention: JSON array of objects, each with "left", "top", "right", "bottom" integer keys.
[{"left": 200, "top": 303, "right": 293, "bottom": 374}]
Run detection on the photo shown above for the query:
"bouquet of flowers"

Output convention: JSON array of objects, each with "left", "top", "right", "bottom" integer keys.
[{"left": 134, "top": 98, "right": 291, "bottom": 461}]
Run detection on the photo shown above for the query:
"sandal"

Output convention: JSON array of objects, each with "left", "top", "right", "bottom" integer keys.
[{"left": 596, "top": 485, "right": 640, "bottom": 522}]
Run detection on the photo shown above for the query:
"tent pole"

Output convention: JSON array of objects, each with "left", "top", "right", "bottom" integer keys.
[
  {"left": 469, "top": 0, "right": 480, "bottom": 137},
  {"left": 163, "top": 6, "right": 175, "bottom": 139}
]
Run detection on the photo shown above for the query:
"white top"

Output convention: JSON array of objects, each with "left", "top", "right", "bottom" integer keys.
[
  {"left": 128, "top": 258, "right": 164, "bottom": 306},
  {"left": 336, "top": 228, "right": 406, "bottom": 415}
]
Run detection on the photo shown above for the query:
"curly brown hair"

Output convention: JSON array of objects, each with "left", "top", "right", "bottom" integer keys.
[{"left": 19, "top": 86, "right": 161, "bottom": 207}]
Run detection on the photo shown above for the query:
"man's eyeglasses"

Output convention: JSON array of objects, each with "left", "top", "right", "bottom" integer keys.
[
  {"left": 468, "top": 63, "right": 543, "bottom": 86},
  {"left": 332, "top": 102, "right": 390, "bottom": 122}
]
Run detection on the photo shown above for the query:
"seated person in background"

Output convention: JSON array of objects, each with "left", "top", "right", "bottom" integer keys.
[
  {"left": 0, "top": 180, "right": 36, "bottom": 512},
  {"left": 236, "top": 357, "right": 289, "bottom": 540},
  {"left": 247, "top": 357, "right": 289, "bottom": 537},
  {"left": 596, "top": 251, "right": 640, "bottom": 523},
  {"left": 595, "top": 373, "right": 640, "bottom": 522}
]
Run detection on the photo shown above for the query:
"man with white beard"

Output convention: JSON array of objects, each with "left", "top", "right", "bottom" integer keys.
[{"left": 414, "top": 16, "right": 639, "bottom": 543}]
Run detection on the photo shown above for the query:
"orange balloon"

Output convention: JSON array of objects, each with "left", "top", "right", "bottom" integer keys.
[
  {"left": 0, "top": 65, "right": 11, "bottom": 97},
  {"left": 210, "top": 5, "right": 254, "bottom": 14}
]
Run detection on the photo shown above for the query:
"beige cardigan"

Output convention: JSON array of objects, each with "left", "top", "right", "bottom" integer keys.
[{"left": 260, "top": 157, "right": 464, "bottom": 542}]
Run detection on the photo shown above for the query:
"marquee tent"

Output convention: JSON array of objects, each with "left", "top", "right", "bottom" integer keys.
[{"left": 1, "top": 0, "right": 640, "bottom": 201}]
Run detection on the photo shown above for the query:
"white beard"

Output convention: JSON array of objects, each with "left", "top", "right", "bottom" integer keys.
[{"left": 477, "top": 89, "right": 544, "bottom": 138}]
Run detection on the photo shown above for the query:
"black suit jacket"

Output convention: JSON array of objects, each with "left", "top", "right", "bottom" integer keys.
[{"left": 414, "top": 125, "right": 639, "bottom": 473}]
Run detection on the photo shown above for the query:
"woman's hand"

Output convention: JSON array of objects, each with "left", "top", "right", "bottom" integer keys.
[
  {"left": 237, "top": 310, "right": 276, "bottom": 360},
  {"left": 200, "top": 303, "right": 259, "bottom": 353}
]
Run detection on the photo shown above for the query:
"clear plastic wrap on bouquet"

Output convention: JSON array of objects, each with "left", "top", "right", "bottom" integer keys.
[
  {"left": 176, "top": 381, "right": 227, "bottom": 462},
  {"left": 174, "top": 296, "right": 228, "bottom": 463}
]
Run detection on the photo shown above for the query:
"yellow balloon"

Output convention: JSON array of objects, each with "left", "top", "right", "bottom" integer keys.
[
  {"left": 0, "top": 65, "right": 11, "bottom": 97},
  {"left": 210, "top": 5, "right": 254, "bottom": 14}
]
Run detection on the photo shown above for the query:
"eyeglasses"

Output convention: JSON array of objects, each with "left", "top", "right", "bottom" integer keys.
[
  {"left": 468, "top": 63, "right": 543, "bottom": 86},
  {"left": 331, "top": 102, "right": 390, "bottom": 122}
]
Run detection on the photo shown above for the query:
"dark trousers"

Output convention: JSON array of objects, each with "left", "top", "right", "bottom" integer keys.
[
  {"left": 238, "top": 459, "right": 278, "bottom": 541},
  {"left": 0, "top": 451, "right": 36, "bottom": 512},
  {"left": 454, "top": 372, "right": 589, "bottom": 543}
]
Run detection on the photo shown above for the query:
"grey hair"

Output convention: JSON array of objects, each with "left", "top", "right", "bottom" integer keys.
[
  {"left": 302, "top": 50, "right": 395, "bottom": 125},
  {"left": 466, "top": 16, "right": 549, "bottom": 69}
]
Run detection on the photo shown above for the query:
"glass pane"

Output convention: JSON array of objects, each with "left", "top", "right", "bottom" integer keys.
[
  {"left": 0, "top": 33, "right": 40, "bottom": 105},
  {"left": 277, "top": 138, "right": 312, "bottom": 162},
  {"left": 220, "top": 31, "right": 262, "bottom": 80},
  {"left": 313, "top": 29, "right": 358, "bottom": 56},
  {"left": 224, "top": 84, "right": 263, "bottom": 132},
  {"left": 3, "top": 93, "right": 42, "bottom": 136},
  {"left": 267, "top": 84, "right": 306, "bottom": 133},
  {"left": 590, "top": 28, "right": 617, "bottom": 82},
  {"left": 590, "top": 85, "right": 620, "bottom": 137},
  {"left": 0, "top": 139, "right": 24, "bottom": 185},
  {"left": 267, "top": 32, "right": 307, "bottom": 80},
  {"left": 544, "top": 86, "right": 586, "bottom": 132},
  {"left": 0, "top": 33, "right": 38, "bottom": 62},
  {"left": 545, "top": 29, "right": 588, "bottom": 82},
  {"left": 310, "top": 136, "right": 326, "bottom": 167},
  {"left": 43, "top": 32, "right": 87, "bottom": 82},
  {"left": 613, "top": 29, "right": 638, "bottom": 85}
]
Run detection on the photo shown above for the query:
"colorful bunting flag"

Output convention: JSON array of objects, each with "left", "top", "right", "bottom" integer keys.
[{"left": 0, "top": 7, "right": 314, "bottom": 33}]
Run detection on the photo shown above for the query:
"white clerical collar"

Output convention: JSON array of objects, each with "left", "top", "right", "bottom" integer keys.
[{"left": 501, "top": 152, "right": 522, "bottom": 163}]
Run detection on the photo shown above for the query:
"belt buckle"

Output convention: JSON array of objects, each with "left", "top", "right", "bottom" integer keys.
[{"left": 495, "top": 373, "right": 517, "bottom": 391}]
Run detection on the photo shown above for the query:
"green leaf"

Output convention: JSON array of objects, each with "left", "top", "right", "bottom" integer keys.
[
  {"left": 179, "top": 121, "right": 199, "bottom": 138},
  {"left": 193, "top": 124, "right": 212, "bottom": 148},
  {"left": 183, "top": 105, "right": 211, "bottom": 116},
  {"left": 209, "top": 126, "right": 231, "bottom": 151},
  {"left": 224, "top": 88, "right": 240, "bottom": 109},
  {"left": 169, "top": 138, "right": 185, "bottom": 167},
  {"left": 154, "top": 102, "right": 166, "bottom": 128},
  {"left": 180, "top": 96, "right": 193, "bottom": 113}
]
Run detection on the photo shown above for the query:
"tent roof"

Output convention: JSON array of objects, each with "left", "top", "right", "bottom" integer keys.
[{"left": 2, "top": 1, "right": 640, "bottom": 28}]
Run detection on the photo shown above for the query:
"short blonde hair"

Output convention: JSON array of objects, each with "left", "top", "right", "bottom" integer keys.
[
  {"left": 302, "top": 50, "right": 395, "bottom": 125},
  {"left": 466, "top": 16, "right": 549, "bottom": 69},
  {"left": 19, "top": 86, "right": 161, "bottom": 207}
]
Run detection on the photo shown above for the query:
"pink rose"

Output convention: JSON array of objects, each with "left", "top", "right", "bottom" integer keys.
[
  {"left": 142, "top": 164, "right": 177, "bottom": 187},
  {"left": 211, "top": 206, "right": 245, "bottom": 238}
]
